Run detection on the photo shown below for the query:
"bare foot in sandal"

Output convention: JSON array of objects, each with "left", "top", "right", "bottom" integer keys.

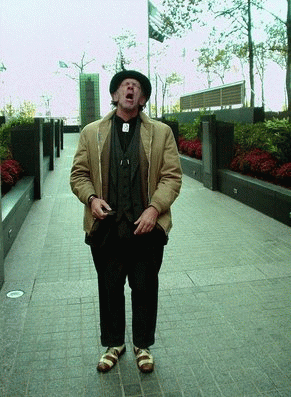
[{"left": 97, "top": 345, "right": 126, "bottom": 373}]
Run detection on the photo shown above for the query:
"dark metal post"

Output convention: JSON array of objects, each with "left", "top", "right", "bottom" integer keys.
[
  {"left": 202, "top": 115, "right": 217, "bottom": 190},
  {"left": 0, "top": 180, "right": 4, "bottom": 289}
]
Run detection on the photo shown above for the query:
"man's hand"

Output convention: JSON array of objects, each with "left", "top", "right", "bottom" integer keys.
[
  {"left": 90, "top": 198, "right": 112, "bottom": 220},
  {"left": 134, "top": 206, "right": 159, "bottom": 235}
]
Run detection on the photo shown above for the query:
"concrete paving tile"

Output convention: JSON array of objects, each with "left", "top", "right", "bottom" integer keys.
[
  {"left": 187, "top": 265, "right": 267, "bottom": 286},
  {"left": 139, "top": 378, "right": 161, "bottom": 392},
  {"left": 123, "top": 383, "right": 142, "bottom": 396},
  {"left": 198, "top": 383, "right": 224, "bottom": 396},
  {"left": 256, "top": 261, "right": 291, "bottom": 279},
  {"left": 2, "top": 135, "right": 291, "bottom": 397},
  {"left": 182, "top": 389, "right": 204, "bottom": 397},
  {"left": 217, "top": 382, "right": 246, "bottom": 397},
  {"left": 159, "top": 272, "right": 194, "bottom": 290},
  {"left": 277, "top": 387, "right": 291, "bottom": 397},
  {"left": 46, "top": 379, "right": 70, "bottom": 396},
  {"left": 27, "top": 380, "right": 48, "bottom": 397}
]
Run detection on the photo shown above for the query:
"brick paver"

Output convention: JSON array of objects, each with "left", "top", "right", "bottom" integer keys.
[{"left": 1, "top": 133, "right": 291, "bottom": 396}]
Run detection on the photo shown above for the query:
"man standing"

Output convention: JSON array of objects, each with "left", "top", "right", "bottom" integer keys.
[{"left": 70, "top": 70, "right": 182, "bottom": 373}]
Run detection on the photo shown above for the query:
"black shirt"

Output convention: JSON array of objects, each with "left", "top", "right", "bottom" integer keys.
[{"left": 115, "top": 115, "right": 139, "bottom": 152}]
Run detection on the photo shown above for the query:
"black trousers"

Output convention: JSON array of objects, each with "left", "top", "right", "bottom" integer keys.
[{"left": 90, "top": 221, "right": 165, "bottom": 349}]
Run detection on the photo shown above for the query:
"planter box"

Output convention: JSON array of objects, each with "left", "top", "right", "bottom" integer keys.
[
  {"left": 2, "top": 177, "right": 34, "bottom": 257},
  {"left": 43, "top": 120, "right": 55, "bottom": 171},
  {"left": 10, "top": 119, "right": 44, "bottom": 199},
  {"left": 180, "top": 155, "right": 203, "bottom": 182},
  {"left": 43, "top": 156, "right": 50, "bottom": 182},
  {"left": 218, "top": 169, "right": 291, "bottom": 227},
  {"left": 0, "top": 182, "right": 4, "bottom": 288},
  {"left": 64, "top": 125, "right": 80, "bottom": 133},
  {"left": 54, "top": 119, "right": 64, "bottom": 157},
  {"left": 180, "top": 155, "right": 291, "bottom": 227}
]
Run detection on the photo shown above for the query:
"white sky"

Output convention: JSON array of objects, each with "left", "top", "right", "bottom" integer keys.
[{"left": 0, "top": 0, "right": 287, "bottom": 119}]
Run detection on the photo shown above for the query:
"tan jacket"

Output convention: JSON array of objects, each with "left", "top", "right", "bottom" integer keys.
[{"left": 70, "top": 110, "right": 182, "bottom": 235}]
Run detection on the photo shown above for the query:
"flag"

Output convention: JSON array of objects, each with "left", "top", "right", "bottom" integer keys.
[
  {"left": 59, "top": 61, "right": 69, "bottom": 68},
  {"left": 0, "top": 62, "right": 6, "bottom": 72},
  {"left": 148, "top": 1, "right": 165, "bottom": 43}
]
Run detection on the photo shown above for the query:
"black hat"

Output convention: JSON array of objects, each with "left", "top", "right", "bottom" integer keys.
[{"left": 109, "top": 70, "right": 152, "bottom": 101}]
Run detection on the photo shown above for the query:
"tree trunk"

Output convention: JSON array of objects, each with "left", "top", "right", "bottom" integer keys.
[
  {"left": 287, "top": 0, "right": 291, "bottom": 110},
  {"left": 248, "top": 0, "right": 255, "bottom": 107}
]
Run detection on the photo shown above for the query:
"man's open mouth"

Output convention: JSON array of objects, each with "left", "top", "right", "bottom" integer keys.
[{"left": 126, "top": 93, "right": 134, "bottom": 100}]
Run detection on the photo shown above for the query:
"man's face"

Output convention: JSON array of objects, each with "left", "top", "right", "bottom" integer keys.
[{"left": 112, "top": 78, "right": 146, "bottom": 113}]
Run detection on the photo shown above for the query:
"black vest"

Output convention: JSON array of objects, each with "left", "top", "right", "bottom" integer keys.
[{"left": 108, "top": 116, "right": 145, "bottom": 223}]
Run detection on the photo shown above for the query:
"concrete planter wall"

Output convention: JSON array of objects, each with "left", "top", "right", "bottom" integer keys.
[
  {"left": 0, "top": 117, "right": 64, "bottom": 288},
  {"left": 43, "top": 119, "right": 56, "bottom": 171},
  {"left": 180, "top": 155, "right": 291, "bottom": 227},
  {"left": 10, "top": 118, "right": 63, "bottom": 200},
  {"left": 1, "top": 177, "right": 34, "bottom": 257},
  {"left": 0, "top": 181, "right": 4, "bottom": 288},
  {"left": 63, "top": 125, "right": 80, "bottom": 133},
  {"left": 180, "top": 155, "right": 203, "bottom": 183},
  {"left": 165, "top": 107, "right": 265, "bottom": 124},
  {"left": 54, "top": 119, "right": 64, "bottom": 158},
  {"left": 10, "top": 118, "right": 44, "bottom": 199},
  {"left": 218, "top": 169, "right": 291, "bottom": 227}
]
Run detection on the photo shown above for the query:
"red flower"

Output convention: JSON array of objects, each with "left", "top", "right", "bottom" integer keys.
[
  {"left": 178, "top": 137, "right": 188, "bottom": 154},
  {"left": 260, "top": 159, "right": 278, "bottom": 175},
  {"left": 275, "top": 163, "right": 291, "bottom": 179},
  {"left": 231, "top": 149, "right": 278, "bottom": 175},
  {"left": 0, "top": 169, "right": 14, "bottom": 186},
  {"left": 230, "top": 156, "right": 241, "bottom": 172},
  {"left": 186, "top": 141, "right": 196, "bottom": 157},
  {"left": 194, "top": 139, "right": 202, "bottom": 159},
  {"left": 1, "top": 160, "right": 23, "bottom": 195},
  {"left": 0, "top": 160, "right": 22, "bottom": 184}
]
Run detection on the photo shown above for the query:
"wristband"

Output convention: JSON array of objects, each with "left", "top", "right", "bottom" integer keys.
[{"left": 88, "top": 195, "right": 97, "bottom": 206}]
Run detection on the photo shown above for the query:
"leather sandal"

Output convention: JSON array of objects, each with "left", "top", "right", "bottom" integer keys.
[
  {"left": 97, "top": 345, "right": 126, "bottom": 373},
  {"left": 134, "top": 347, "right": 154, "bottom": 373}
]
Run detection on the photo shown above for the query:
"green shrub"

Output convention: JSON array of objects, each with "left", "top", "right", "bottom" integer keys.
[
  {"left": 264, "top": 118, "right": 291, "bottom": 163},
  {"left": 234, "top": 122, "right": 269, "bottom": 151},
  {"left": 179, "top": 112, "right": 206, "bottom": 141},
  {"left": 0, "top": 115, "right": 34, "bottom": 162},
  {"left": 234, "top": 118, "right": 291, "bottom": 163}
]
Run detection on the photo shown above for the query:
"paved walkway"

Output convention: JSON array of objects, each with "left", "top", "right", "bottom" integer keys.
[{"left": 1, "top": 133, "right": 291, "bottom": 397}]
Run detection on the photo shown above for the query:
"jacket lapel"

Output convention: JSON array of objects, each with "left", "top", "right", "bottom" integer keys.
[
  {"left": 139, "top": 112, "right": 153, "bottom": 163},
  {"left": 97, "top": 110, "right": 115, "bottom": 153}
]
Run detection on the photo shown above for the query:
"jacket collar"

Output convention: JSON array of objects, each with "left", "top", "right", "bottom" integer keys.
[
  {"left": 101, "top": 109, "right": 152, "bottom": 124},
  {"left": 98, "top": 110, "right": 154, "bottom": 162}
]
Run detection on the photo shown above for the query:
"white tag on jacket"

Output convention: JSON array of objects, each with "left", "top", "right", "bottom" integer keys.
[{"left": 122, "top": 123, "right": 129, "bottom": 132}]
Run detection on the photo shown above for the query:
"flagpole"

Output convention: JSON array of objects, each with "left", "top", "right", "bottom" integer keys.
[{"left": 147, "top": 0, "right": 151, "bottom": 118}]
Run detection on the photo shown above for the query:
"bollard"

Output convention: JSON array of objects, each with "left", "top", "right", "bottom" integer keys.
[
  {"left": 0, "top": 181, "right": 4, "bottom": 289},
  {"left": 202, "top": 115, "right": 217, "bottom": 190}
]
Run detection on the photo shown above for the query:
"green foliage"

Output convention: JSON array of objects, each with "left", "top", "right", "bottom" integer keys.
[
  {"left": 178, "top": 111, "right": 206, "bottom": 141},
  {"left": 0, "top": 145, "right": 10, "bottom": 161},
  {"left": 179, "top": 120, "right": 200, "bottom": 141},
  {"left": 19, "top": 101, "right": 36, "bottom": 119},
  {"left": 162, "top": 0, "right": 203, "bottom": 37},
  {"left": 234, "top": 122, "right": 267, "bottom": 150},
  {"left": 197, "top": 29, "right": 232, "bottom": 85},
  {"left": 0, "top": 113, "right": 34, "bottom": 162},
  {"left": 171, "top": 101, "right": 180, "bottom": 113},
  {"left": 234, "top": 118, "right": 291, "bottom": 163},
  {"left": 264, "top": 118, "right": 291, "bottom": 163},
  {"left": 0, "top": 103, "right": 16, "bottom": 117},
  {"left": 265, "top": 20, "right": 287, "bottom": 69}
]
